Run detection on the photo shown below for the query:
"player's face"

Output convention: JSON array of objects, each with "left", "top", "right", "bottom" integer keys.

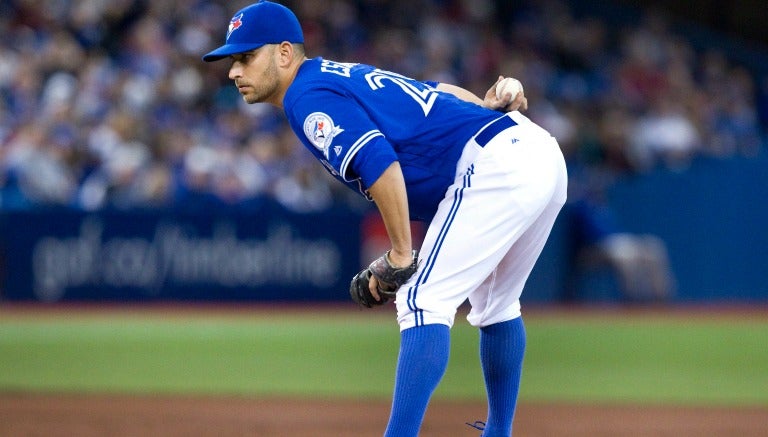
[{"left": 228, "top": 46, "right": 279, "bottom": 104}]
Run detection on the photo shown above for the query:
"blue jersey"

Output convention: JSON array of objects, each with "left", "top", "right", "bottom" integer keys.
[{"left": 283, "top": 57, "right": 501, "bottom": 221}]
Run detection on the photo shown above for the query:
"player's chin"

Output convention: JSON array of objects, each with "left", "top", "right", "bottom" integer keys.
[{"left": 241, "top": 93, "right": 260, "bottom": 104}]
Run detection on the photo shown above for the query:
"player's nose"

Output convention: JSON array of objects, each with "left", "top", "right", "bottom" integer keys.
[
  {"left": 228, "top": 66, "right": 240, "bottom": 80},
  {"left": 228, "top": 62, "right": 243, "bottom": 80}
]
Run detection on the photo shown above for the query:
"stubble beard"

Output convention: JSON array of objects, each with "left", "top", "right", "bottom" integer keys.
[{"left": 241, "top": 58, "right": 279, "bottom": 104}]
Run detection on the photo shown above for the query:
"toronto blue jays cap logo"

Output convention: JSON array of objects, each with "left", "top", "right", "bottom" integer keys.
[{"left": 227, "top": 13, "right": 244, "bottom": 40}]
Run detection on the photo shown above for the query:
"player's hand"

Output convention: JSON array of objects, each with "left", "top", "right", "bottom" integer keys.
[
  {"left": 483, "top": 76, "right": 528, "bottom": 112},
  {"left": 367, "top": 273, "right": 393, "bottom": 303},
  {"left": 368, "top": 248, "right": 411, "bottom": 301},
  {"left": 349, "top": 250, "right": 419, "bottom": 308},
  {"left": 350, "top": 268, "right": 392, "bottom": 308}
]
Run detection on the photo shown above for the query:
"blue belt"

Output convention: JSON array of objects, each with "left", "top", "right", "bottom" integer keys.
[{"left": 474, "top": 115, "right": 517, "bottom": 147}]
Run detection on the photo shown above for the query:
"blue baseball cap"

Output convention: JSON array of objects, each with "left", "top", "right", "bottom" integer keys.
[{"left": 202, "top": 1, "right": 304, "bottom": 62}]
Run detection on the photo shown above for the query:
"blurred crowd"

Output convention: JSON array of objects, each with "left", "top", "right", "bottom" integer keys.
[{"left": 1, "top": 0, "right": 765, "bottom": 213}]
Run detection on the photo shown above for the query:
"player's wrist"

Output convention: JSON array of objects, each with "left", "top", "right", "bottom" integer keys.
[{"left": 387, "top": 249, "right": 414, "bottom": 268}]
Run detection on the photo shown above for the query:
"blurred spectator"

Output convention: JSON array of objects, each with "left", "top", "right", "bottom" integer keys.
[
  {"left": 563, "top": 147, "right": 676, "bottom": 302},
  {"left": 628, "top": 95, "right": 701, "bottom": 171},
  {"left": 567, "top": 195, "right": 676, "bottom": 302},
  {"left": 273, "top": 164, "right": 334, "bottom": 213},
  {"left": 3, "top": 122, "right": 78, "bottom": 208}
]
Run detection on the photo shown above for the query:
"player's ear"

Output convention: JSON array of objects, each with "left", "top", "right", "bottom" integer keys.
[{"left": 276, "top": 41, "right": 295, "bottom": 67}]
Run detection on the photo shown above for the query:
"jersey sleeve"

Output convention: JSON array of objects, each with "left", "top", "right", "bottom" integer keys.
[{"left": 287, "top": 86, "right": 398, "bottom": 190}]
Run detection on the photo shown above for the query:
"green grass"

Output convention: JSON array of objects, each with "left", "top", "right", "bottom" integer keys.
[
  {"left": 521, "top": 316, "right": 768, "bottom": 406},
  {"left": 0, "top": 310, "right": 766, "bottom": 406},
  {"left": 0, "top": 313, "right": 400, "bottom": 397}
]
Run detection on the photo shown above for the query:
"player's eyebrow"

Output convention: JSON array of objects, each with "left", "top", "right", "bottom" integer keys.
[{"left": 230, "top": 49, "right": 259, "bottom": 62}]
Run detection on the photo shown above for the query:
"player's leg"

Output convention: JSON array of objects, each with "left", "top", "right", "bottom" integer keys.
[
  {"left": 467, "top": 135, "right": 568, "bottom": 436},
  {"left": 469, "top": 191, "right": 564, "bottom": 436},
  {"left": 478, "top": 316, "right": 526, "bottom": 437},
  {"left": 383, "top": 323, "right": 450, "bottom": 437},
  {"left": 384, "top": 164, "right": 497, "bottom": 435},
  {"left": 384, "top": 160, "right": 505, "bottom": 436},
  {"left": 387, "top": 116, "right": 566, "bottom": 435}
]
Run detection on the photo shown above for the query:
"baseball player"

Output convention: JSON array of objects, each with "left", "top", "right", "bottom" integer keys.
[{"left": 203, "top": 2, "right": 567, "bottom": 436}]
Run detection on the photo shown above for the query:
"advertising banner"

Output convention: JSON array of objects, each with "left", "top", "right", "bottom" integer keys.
[{"left": 0, "top": 203, "right": 363, "bottom": 302}]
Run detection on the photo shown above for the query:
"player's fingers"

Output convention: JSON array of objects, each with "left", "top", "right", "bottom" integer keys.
[
  {"left": 368, "top": 275, "right": 381, "bottom": 301},
  {"left": 520, "top": 95, "right": 528, "bottom": 111},
  {"left": 507, "top": 91, "right": 527, "bottom": 112},
  {"left": 485, "top": 76, "right": 506, "bottom": 104},
  {"left": 496, "top": 91, "right": 513, "bottom": 108}
]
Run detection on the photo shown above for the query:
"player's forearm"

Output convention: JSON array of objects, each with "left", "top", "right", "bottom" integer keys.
[
  {"left": 367, "top": 161, "right": 413, "bottom": 267},
  {"left": 436, "top": 83, "right": 484, "bottom": 106},
  {"left": 438, "top": 78, "right": 528, "bottom": 112}
]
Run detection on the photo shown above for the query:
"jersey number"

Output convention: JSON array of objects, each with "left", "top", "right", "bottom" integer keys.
[
  {"left": 320, "top": 60, "right": 439, "bottom": 116},
  {"left": 365, "top": 69, "right": 438, "bottom": 116}
]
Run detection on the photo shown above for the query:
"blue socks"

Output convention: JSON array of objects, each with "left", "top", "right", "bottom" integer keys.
[
  {"left": 479, "top": 317, "right": 526, "bottom": 437},
  {"left": 383, "top": 319, "right": 525, "bottom": 437},
  {"left": 384, "top": 324, "right": 450, "bottom": 437}
]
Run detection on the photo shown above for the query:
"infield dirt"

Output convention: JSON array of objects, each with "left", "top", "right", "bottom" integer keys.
[{"left": 1, "top": 392, "right": 767, "bottom": 436}]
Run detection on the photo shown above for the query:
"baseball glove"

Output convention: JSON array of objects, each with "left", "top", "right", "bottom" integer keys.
[{"left": 349, "top": 250, "right": 419, "bottom": 308}]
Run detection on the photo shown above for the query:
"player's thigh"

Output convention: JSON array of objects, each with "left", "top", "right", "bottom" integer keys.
[
  {"left": 465, "top": 138, "right": 567, "bottom": 327},
  {"left": 467, "top": 191, "right": 565, "bottom": 327}
]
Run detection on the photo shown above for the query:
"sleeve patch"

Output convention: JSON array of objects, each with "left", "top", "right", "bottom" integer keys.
[{"left": 303, "top": 112, "right": 344, "bottom": 157}]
